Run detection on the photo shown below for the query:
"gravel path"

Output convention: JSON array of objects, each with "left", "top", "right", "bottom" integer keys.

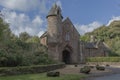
[
  {"left": 54, "top": 65, "right": 120, "bottom": 80},
  {"left": 54, "top": 65, "right": 110, "bottom": 75}
]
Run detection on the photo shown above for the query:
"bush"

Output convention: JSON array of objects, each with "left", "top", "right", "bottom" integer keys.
[
  {"left": 47, "top": 71, "right": 60, "bottom": 77},
  {"left": 0, "top": 43, "right": 55, "bottom": 67},
  {"left": 96, "top": 65, "right": 105, "bottom": 71},
  {"left": 86, "top": 57, "right": 120, "bottom": 62},
  {"left": 80, "top": 66, "right": 91, "bottom": 74}
]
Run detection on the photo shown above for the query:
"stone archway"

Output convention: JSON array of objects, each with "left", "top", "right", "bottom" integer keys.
[{"left": 62, "top": 49, "right": 71, "bottom": 64}]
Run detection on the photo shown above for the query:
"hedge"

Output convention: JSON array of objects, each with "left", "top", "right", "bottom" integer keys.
[
  {"left": 86, "top": 57, "right": 120, "bottom": 62},
  {"left": 0, "top": 63, "right": 65, "bottom": 76}
]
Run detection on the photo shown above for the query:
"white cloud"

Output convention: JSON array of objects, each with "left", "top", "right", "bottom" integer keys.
[
  {"left": 75, "top": 16, "right": 120, "bottom": 35},
  {"left": 0, "top": 0, "right": 48, "bottom": 13},
  {"left": 1, "top": 8, "right": 45, "bottom": 36},
  {"left": 0, "top": 0, "right": 62, "bottom": 37},
  {"left": 75, "top": 21, "right": 102, "bottom": 35},
  {"left": 32, "top": 16, "right": 43, "bottom": 27},
  {"left": 106, "top": 16, "right": 120, "bottom": 26}
]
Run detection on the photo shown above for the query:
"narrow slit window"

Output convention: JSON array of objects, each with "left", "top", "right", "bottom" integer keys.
[{"left": 65, "top": 32, "right": 70, "bottom": 41}]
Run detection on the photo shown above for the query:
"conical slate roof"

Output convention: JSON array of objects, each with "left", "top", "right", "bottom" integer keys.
[{"left": 46, "top": 3, "right": 63, "bottom": 18}]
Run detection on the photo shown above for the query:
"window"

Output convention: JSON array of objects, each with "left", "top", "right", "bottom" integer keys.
[
  {"left": 65, "top": 32, "right": 70, "bottom": 41},
  {"left": 57, "top": 10, "right": 59, "bottom": 15}
]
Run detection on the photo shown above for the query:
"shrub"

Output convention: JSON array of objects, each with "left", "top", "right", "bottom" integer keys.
[
  {"left": 86, "top": 57, "right": 120, "bottom": 62},
  {"left": 80, "top": 66, "right": 91, "bottom": 74},
  {"left": 47, "top": 71, "right": 60, "bottom": 77}
]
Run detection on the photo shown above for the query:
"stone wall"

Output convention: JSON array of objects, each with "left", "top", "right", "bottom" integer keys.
[
  {"left": 80, "top": 41, "right": 108, "bottom": 63},
  {"left": 40, "top": 37, "right": 47, "bottom": 46},
  {"left": 62, "top": 18, "right": 80, "bottom": 63},
  {"left": 0, "top": 64, "right": 65, "bottom": 76}
]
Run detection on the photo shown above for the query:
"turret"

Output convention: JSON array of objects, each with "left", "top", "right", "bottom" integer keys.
[{"left": 46, "top": 4, "right": 63, "bottom": 45}]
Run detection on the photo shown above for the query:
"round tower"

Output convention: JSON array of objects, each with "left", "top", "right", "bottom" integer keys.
[{"left": 46, "top": 4, "right": 63, "bottom": 46}]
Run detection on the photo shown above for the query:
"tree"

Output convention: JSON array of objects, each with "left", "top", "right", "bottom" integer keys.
[
  {"left": 82, "top": 21, "right": 120, "bottom": 56},
  {"left": 0, "top": 17, "right": 10, "bottom": 41},
  {"left": 0, "top": 17, "right": 54, "bottom": 67},
  {"left": 26, "top": 36, "right": 40, "bottom": 43},
  {"left": 80, "top": 35, "right": 89, "bottom": 42},
  {"left": 19, "top": 32, "right": 31, "bottom": 42}
]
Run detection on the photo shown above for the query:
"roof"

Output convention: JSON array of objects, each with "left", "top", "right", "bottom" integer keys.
[
  {"left": 46, "top": 3, "right": 63, "bottom": 18},
  {"left": 85, "top": 40, "right": 110, "bottom": 51},
  {"left": 40, "top": 31, "right": 47, "bottom": 38},
  {"left": 85, "top": 42, "right": 98, "bottom": 49}
]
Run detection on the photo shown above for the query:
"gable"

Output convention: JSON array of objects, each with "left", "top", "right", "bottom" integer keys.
[{"left": 62, "top": 17, "right": 80, "bottom": 35}]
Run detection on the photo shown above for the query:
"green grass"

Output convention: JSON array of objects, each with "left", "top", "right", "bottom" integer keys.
[{"left": 0, "top": 73, "right": 86, "bottom": 80}]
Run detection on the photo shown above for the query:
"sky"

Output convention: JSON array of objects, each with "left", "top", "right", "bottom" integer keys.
[{"left": 0, "top": 0, "right": 120, "bottom": 36}]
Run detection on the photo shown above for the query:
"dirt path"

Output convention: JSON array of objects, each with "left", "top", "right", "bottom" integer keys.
[
  {"left": 54, "top": 65, "right": 84, "bottom": 74},
  {"left": 54, "top": 65, "right": 111, "bottom": 75},
  {"left": 53, "top": 64, "right": 120, "bottom": 80}
]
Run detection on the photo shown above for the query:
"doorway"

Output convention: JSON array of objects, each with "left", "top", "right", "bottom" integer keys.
[{"left": 62, "top": 50, "right": 71, "bottom": 64}]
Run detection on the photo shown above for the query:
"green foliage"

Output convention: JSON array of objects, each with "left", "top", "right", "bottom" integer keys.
[
  {"left": 0, "top": 17, "right": 11, "bottom": 43},
  {"left": 0, "top": 50, "right": 23, "bottom": 67},
  {"left": 19, "top": 32, "right": 31, "bottom": 42},
  {"left": 86, "top": 57, "right": 120, "bottom": 62},
  {"left": 0, "top": 17, "right": 6, "bottom": 38},
  {"left": 0, "top": 17, "right": 55, "bottom": 67},
  {"left": 82, "top": 21, "right": 120, "bottom": 56},
  {"left": 80, "top": 35, "right": 90, "bottom": 42},
  {"left": 26, "top": 36, "right": 40, "bottom": 43}
]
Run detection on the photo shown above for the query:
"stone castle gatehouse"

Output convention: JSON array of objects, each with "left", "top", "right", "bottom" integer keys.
[{"left": 40, "top": 4, "right": 109, "bottom": 64}]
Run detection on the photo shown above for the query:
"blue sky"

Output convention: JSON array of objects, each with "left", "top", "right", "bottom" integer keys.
[
  {"left": 62, "top": 0, "right": 120, "bottom": 24},
  {"left": 0, "top": 0, "right": 120, "bottom": 36}
]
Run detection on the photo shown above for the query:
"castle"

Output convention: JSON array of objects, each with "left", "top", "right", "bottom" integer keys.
[{"left": 40, "top": 4, "right": 109, "bottom": 64}]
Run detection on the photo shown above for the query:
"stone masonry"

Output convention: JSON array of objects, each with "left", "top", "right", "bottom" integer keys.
[{"left": 40, "top": 4, "right": 109, "bottom": 64}]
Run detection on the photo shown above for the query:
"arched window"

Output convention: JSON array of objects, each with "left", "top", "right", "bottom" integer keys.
[{"left": 65, "top": 32, "right": 70, "bottom": 41}]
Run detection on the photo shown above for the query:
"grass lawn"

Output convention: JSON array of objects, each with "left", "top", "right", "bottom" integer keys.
[{"left": 0, "top": 73, "right": 86, "bottom": 80}]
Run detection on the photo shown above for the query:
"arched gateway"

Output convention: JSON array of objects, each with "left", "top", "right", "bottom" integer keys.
[
  {"left": 62, "top": 45, "right": 72, "bottom": 64},
  {"left": 62, "top": 50, "right": 71, "bottom": 64}
]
